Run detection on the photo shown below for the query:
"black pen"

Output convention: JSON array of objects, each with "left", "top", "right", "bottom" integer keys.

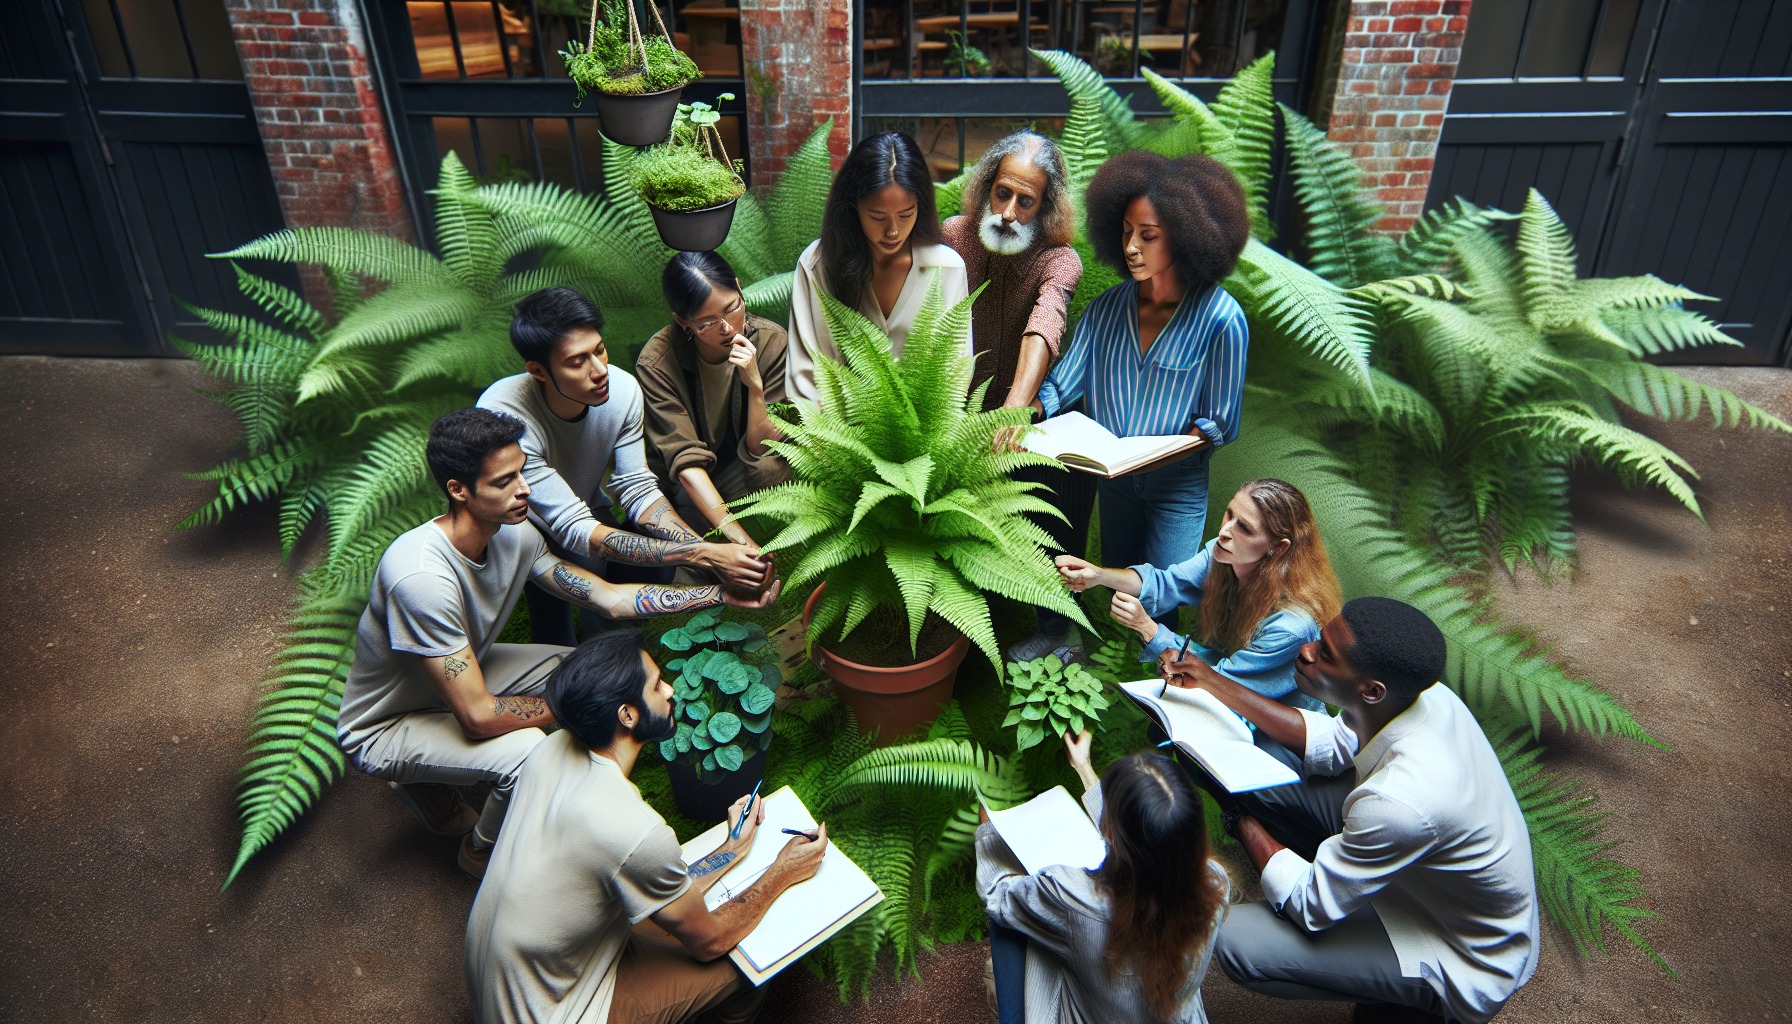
[
  {"left": 781, "top": 827, "right": 819, "bottom": 843},
  {"left": 1164, "top": 632, "right": 1193, "bottom": 697}
]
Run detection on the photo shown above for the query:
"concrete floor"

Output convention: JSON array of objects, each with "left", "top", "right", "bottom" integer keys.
[{"left": 0, "top": 356, "right": 1787, "bottom": 1023}]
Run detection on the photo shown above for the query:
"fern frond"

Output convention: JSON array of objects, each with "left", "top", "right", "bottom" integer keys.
[
  {"left": 1030, "top": 49, "right": 1150, "bottom": 154},
  {"left": 223, "top": 586, "right": 361, "bottom": 888},
  {"left": 1576, "top": 359, "right": 1792, "bottom": 433},
  {"left": 1599, "top": 305, "right": 1739, "bottom": 356},
  {"left": 176, "top": 440, "right": 321, "bottom": 530},
  {"left": 1207, "top": 53, "right": 1278, "bottom": 238},
  {"left": 1282, "top": 105, "right": 1395, "bottom": 287},
  {"left": 1229, "top": 239, "right": 1375, "bottom": 388},
  {"left": 213, "top": 228, "right": 449, "bottom": 289},
  {"left": 1516, "top": 189, "right": 1579, "bottom": 319}
]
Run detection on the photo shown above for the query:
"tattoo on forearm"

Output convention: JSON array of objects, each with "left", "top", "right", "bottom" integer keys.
[
  {"left": 493, "top": 696, "right": 549, "bottom": 721},
  {"left": 445, "top": 655, "right": 468, "bottom": 680},
  {"left": 640, "top": 501, "right": 702, "bottom": 544},
  {"left": 633, "top": 584, "right": 721, "bottom": 616},
  {"left": 691, "top": 850, "right": 737, "bottom": 878},
  {"left": 598, "top": 530, "right": 699, "bottom": 566},
  {"left": 552, "top": 564, "right": 593, "bottom": 603}
]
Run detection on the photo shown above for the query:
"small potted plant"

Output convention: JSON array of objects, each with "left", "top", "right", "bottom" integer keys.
[
  {"left": 560, "top": 0, "right": 700, "bottom": 145},
  {"left": 657, "top": 607, "right": 781, "bottom": 820},
  {"left": 736, "top": 283, "right": 1090, "bottom": 744},
  {"left": 629, "top": 95, "right": 746, "bottom": 251}
]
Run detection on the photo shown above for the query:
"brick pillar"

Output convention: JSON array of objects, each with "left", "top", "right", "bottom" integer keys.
[
  {"left": 225, "top": 0, "right": 414, "bottom": 242},
  {"left": 1327, "top": 1, "right": 1472, "bottom": 234},
  {"left": 738, "top": 0, "right": 854, "bottom": 190}
]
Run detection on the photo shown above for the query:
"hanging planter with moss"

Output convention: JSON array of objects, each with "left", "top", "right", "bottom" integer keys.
[
  {"left": 630, "top": 94, "right": 746, "bottom": 251},
  {"left": 560, "top": 0, "right": 699, "bottom": 145}
]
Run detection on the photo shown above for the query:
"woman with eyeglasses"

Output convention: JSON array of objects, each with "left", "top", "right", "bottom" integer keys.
[{"left": 635, "top": 251, "right": 790, "bottom": 559}]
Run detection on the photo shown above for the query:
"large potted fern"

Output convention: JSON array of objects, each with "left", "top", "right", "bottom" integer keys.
[
  {"left": 560, "top": 0, "right": 698, "bottom": 145},
  {"left": 735, "top": 283, "right": 1090, "bottom": 743},
  {"left": 629, "top": 96, "right": 745, "bottom": 252}
]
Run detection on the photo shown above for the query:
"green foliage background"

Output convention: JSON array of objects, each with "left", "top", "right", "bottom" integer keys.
[{"left": 170, "top": 45, "right": 1789, "bottom": 992}]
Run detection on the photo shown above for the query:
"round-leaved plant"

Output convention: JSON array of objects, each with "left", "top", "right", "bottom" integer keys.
[{"left": 656, "top": 608, "right": 782, "bottom": 780}]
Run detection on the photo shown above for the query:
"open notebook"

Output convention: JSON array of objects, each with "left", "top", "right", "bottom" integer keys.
[
  {"left": 678, "top": 786, "right": 882, "bottom": 985},
  {"left": 984, "top": 785, "right": 1107, "bottom": 875},
  {"left": 1120, "top": 680, "right": 1300, "bottom": 793},
  {"left": 1024, "top": 411, "right": 1208, "bottom": 478}
]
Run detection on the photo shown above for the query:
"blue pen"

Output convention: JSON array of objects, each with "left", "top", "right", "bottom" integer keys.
[{"left": 731, "top": 779, "right": 763, "bottom": 840}]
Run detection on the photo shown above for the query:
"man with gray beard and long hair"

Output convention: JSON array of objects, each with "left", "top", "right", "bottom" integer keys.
[{"left": 942, "top": 132, "right": 1091, "bottom": 664}]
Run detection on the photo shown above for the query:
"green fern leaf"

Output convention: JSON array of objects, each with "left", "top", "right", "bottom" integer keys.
[{"left": 1282, "top": 105, "right": 1395, "bottom": 287}]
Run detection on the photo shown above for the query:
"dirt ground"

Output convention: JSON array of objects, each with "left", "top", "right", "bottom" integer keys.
[{"left": 0, "top": 356, "right": 1787, "bottom": 1023}]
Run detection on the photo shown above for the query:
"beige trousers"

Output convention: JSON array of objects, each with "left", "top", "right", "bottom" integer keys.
[{"left": 606, "top": 921, "right": 766, "bottom": 1024}]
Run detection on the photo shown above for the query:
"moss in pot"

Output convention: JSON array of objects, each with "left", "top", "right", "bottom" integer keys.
[{"left": 560, "top": 0, "right": 698, "bottom": 102}]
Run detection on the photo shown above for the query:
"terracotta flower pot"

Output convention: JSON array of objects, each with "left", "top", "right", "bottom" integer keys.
[
  {"left": 666, "top": 747, "right": 769, "bottom": 822},
  {"left": 649, "top": 198, "right": 739, "bottom": 252},
  {"left": 803, "top": 584, "right": 970, "bottom": 746},
  {"left": 591, "top": 85, "right": 683, "bottom": 146}
]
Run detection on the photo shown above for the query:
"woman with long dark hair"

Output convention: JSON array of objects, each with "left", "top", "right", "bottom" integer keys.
[
  {"left": 784, "top": 130, "right": 971, "bottom": 405},
  {"left": 1056, "top": 478, "right": 1343, "bottom": 716},
  {"left": 1033, "top": 152, "right": 1251, "bottom": 625},
  {"left": 979, "top": 735, "right": 1231, "bottom": 1023},
  {"left": 636, "top": 251, "right": 788, "bottom": 553}
]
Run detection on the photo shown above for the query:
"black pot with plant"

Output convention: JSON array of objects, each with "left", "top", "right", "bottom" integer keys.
[
  {"left": 630, "top": 94, "right": 746, "bottom": 251},
  {"left": 560, "top": 0, "right": 699, "bottom": 145},
  {"left": 657, "top": 607, "right": 781, "bottom": 820}
]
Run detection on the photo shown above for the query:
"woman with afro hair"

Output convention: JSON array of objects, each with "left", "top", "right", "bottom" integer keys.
[{"left": 1034, "top": 151, "right": 1250, "bottom": 622}]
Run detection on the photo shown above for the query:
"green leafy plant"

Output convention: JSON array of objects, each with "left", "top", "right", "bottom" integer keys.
[
  {"left": 767, "top": 694, "right": 1029, "bottom": 999},
  {"left": 735, "top": 283, "right": 1092, "bottom": 669},
  {"left": 1276, "top": 105, "right": 1791, "bottom": 572},
  {"left": 629, "top": 95, "right": 747, "bottom": 212},
  {"left": 182, "top": 123, "right": 836, "bottom": 886},
  {"left": 560, "top": 0, "right": 698, "bottom": 100},
  {"left": 943, "top": 31, "right": 992, "bottom": 77},
  {"left": 1002, "top": 654, "right": 1110, "bottom": 750},
  {"left": 657, "top": 608, "right": 780, "bottom": 777}
]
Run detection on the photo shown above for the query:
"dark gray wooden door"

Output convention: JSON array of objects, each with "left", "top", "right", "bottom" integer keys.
[
  {"left": 0, "top": 0, "right": 291, "bottom": 355},
  {"left": 1427, "top": 0, "right": 1792, "bottom": 366}
]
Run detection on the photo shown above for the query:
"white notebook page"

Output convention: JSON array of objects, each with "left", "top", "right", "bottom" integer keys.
[
  {"left": 679, "top": 787, "right": 881, "bottom": 972},
  {"left": 986, "top": 785, "right": 1108, "bottom": 875},
  {"left": 1119, "top": 681, "right": 1300, "bottom": 793}
]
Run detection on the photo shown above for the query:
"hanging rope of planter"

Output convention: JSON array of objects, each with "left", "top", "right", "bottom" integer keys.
[{"left": 562, "top": 0, "right": 696, "bottom": 144}]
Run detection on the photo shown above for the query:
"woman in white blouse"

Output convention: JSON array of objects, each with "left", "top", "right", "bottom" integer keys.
[{"left": 785, "top": 130, "right": 970, "bottom": 405}]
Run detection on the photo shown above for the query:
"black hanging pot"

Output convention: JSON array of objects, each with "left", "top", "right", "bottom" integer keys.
[
  {"left": 649, "top": 198, "right": 739, "bottom": 252},
  {"left": 592, "top": 85, "right": 683, "bottom": 146},
  {"left": 666, "top": 747, "right": 769, "bottom": 821}
]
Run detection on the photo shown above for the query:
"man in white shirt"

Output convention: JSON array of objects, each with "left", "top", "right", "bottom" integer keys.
[
  {"left": 478, "top": 288, "right": 770, "bottom": 646},
  {"left": 1162, "top": 596, "right": 1538, "bottom": 1024},
  {"left": 466, "top": 629, "right": 826, "bottom": 1024},
  {"left": 338, "top": 409, "right": 779, "bottom": 878}
]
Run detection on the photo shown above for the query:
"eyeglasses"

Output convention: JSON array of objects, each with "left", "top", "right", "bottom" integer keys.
[{"left": 690, "top": 297, "right": 744, "bottom": 336}]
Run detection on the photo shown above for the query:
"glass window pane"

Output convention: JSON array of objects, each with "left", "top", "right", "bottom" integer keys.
[
  {"left": 498, "top": 0, "right": 542, "bottom": 77},
  {"left": 474, "top": 117, "right": 535, "bottom": 182},
  {"left": 534, "top": 117, "right": 578, "bottom": 189},
  {"left": 676, "top": 1, "right": 741, "bottom": 77},
  {"left": 452, "top": 2, "right": 509, "bottom": 78},
  {"left": 115, "top": 0, "right": 197, "bottom": 78},
  {"left": 80, "top": 0, "right": 134, "bottom": 77},
  {"left": 1519, "top": 0, "right": 1600, "bottom": 77},
  {"left": 861, "top": 0, "right": 906, "bottom": 79},
  {"left": 410, "top": 2, "right": 461, "bottom": 78},
  {"left": 1457, "top": 0, "right": 1528, "bottom": 79},
  {"left": 1587, "top": 0, "right": 1642, "bottom": 77},
  {"left": 433, "top": 116, "right": 477, "bottom": 173},
  {"left": 179, "top": 0, "right": 243, "bottom": 80},
  {"left": 537, "top": 3, "right": 581, "bottom": 78}
]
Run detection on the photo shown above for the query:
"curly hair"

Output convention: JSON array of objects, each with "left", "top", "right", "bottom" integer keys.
[
  {"left": 958, "top": 131, "right": 1076, "bottom": 248},
  {"left": 1083, "top": 151, "right": 1249, "bottom": 292}
]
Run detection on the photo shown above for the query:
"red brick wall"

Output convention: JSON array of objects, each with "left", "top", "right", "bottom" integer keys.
[
  {"left": 224, "top": 0, "right": 414, "bottom": 242},
  {"left": 738, "top": 0, "right": 854, "bottom": 188},
  {"left": 1327, "top": 1, "right": 1472, "bottom": 234}
]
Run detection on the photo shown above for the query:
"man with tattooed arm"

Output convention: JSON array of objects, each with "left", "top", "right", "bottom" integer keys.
[
  {"left": 477, "top": 287, "right": 771, "bottom": 646},
  {"left": 466, "top": 630, "right": 825, "bottom": 1024},
  {"left": 336, "top": 408, "right": 780, "bottom": 878}
]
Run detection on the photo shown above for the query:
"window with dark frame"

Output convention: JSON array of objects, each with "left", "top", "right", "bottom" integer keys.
[{"left": 856, "top": 0, "right": 1317, "bottom": 179}]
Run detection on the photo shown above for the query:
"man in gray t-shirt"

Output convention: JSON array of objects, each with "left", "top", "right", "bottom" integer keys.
[
  {"left": 341, "top": 409, "right": 780, "bottom": 878},
  {"left": 477, "top": 288, "right": 771, "bottom": 646}
]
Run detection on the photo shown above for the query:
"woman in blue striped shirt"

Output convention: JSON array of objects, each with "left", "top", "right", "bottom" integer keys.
[{"left": 1035, "top": 152, "right": 1251, "bottom": 622}]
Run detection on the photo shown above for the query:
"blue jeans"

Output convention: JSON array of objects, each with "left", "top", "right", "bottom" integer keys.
[
  {"left": 990, "top": 920, "right": 1027, "bottom": 1024},
  {"left": 1098, "top": 455, "right": 1211, "bottom": 629}
]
